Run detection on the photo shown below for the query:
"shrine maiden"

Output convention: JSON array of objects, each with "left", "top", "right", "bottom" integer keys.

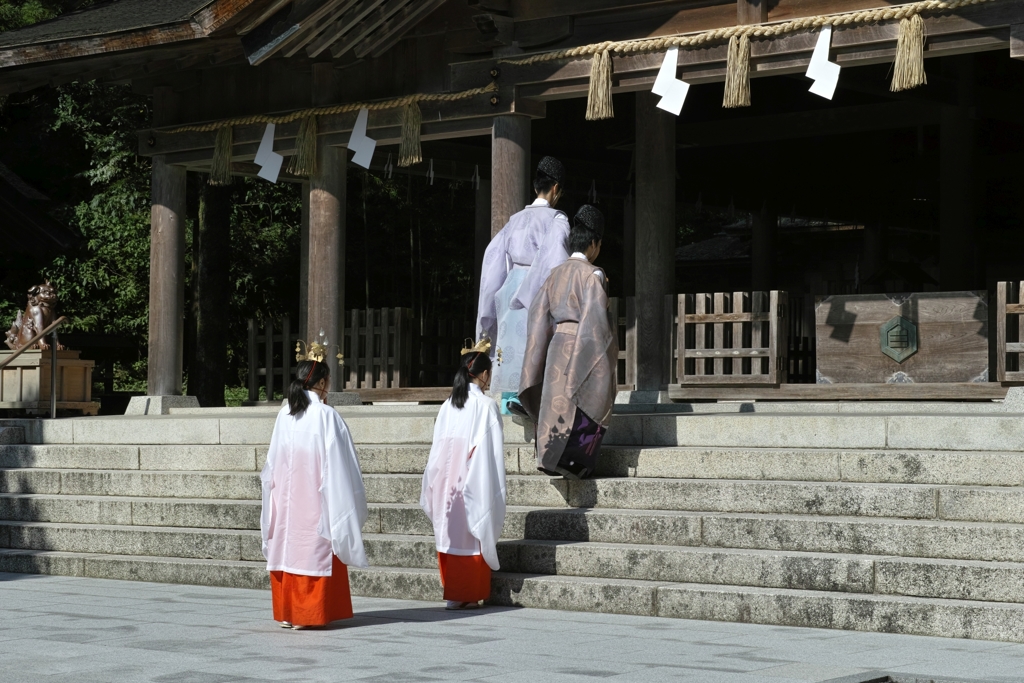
[
  {"left": 519, "top": 205, "right": 618, "bottom": 479},
  {"left": 476, "top": 156, "right": 570, "bottom": 410},
  {"left": 420, "top": 340, "right": 506, "bottom": 610},
  {"left": 260, "top": 351, "right": 368, "bottom": 629}
]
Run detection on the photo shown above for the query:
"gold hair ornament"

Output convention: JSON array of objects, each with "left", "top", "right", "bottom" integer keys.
[
  {"left": 295, "top": 329, "right": 345, "bottom": 364},
  {"left": 461, "top": 337, "right": 492, "bottom": 356}
]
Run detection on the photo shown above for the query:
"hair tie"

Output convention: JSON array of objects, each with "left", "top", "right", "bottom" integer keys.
[{"left": 304, "top": 360, "right": 317, "bottom": 386}]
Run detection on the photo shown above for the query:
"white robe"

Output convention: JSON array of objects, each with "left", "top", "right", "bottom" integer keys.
[
  {"left": 261, "top": 390, "right": 369, "bottom": 575},
  {"left": 419, "top": 384, "right": 506, "bottom": 571}
]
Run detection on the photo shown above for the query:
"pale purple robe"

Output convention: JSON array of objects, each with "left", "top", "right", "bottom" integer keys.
[{"left": 476, "top": 198, "right": 570, "bottom": 393}]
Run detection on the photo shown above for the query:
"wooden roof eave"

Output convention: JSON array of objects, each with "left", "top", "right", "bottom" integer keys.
[
  {"left": 451, "top": 1, "right": 1024, "bottom": 98},
  {"left": 0, "top": 0, "right": 258, "bottom": 71}
]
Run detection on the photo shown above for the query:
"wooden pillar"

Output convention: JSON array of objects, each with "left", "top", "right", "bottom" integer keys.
[
  {"left": 940, "top": 55, "right": 976, "bottom": 291},
  {"left": 192, "top": 182, "right": 232, "bottom": 407},
  {"left": 634, "top": 92, "right": 676, "bottom": 391},
  {"left": 751, "top": 205, "right": 777, "bottom": 291},
  {"left": 147, "top": 87, "right": 186, "bottom": 397},
  {"left": 474, "top": 177, "right": 492, "bottom": 296},
  {"left": 307, "top": 142, "right": 346, "bottom": 391},
  {"left": 623, "top": 188, "right": 636, "bottom": 297},
  {"left": 148, "top": 156, "right": 187, "bottom": 396},
  {"left": 299, "top": 181, "right": 310, "bottom": 342},
  {"left": 491, "top": 115, "right": 531, "bottom": 236}
]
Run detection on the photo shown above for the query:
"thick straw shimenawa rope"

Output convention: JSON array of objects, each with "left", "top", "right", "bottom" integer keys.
[
  {"left": 164, "top": 82, "right": 499, "bottom": 134},
  {"left": 170, "top": 83, "right": 496, "bottom": 175},
  {"left": 499, "top": 0, "right": 992, "bottom": 114},
  {"left": 499, "top": 0, "right": 991, "bottom": 65}
]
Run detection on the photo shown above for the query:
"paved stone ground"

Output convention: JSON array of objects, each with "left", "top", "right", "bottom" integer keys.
[{"left": 2, "top": 573, "right": 1024, "bottom": 683}]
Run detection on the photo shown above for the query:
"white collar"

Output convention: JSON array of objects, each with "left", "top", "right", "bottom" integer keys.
[
  {"left": 531, "top": 197, "right": 550, "bottom": 207},
  {"left": 469, "top": 383, "right": 483, "bottom": 395},
  {"left": 305, "top": 389, "right": 323, "bottom": 404},
  {"left": 570, "top": 252, "right": 589, "bottom": 261}
]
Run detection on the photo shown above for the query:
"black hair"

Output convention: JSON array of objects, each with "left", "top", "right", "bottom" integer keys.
[
  {"left": 569, "top": 224, "right": 600, "bottom": 254},
  {"left": 533, "top": 170, "right": 558, "bottom": 195},
  {"left": 451, "top": 351, "right": 493, "bottom": 409},
  {"left": 288, "top": 360, "right": 330, "bottom": 416}
]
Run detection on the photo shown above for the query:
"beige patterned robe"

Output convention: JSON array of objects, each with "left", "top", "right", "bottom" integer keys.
[{"left": 518, "top": 257, "right": 618, "bottom": 471}]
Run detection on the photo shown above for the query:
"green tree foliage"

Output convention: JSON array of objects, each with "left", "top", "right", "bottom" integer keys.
[{"left": 0, "top": 0, "right": 90, "bottom": 32}]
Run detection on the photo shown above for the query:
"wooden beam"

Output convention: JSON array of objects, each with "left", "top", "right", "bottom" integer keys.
[
  {"left": 237, "top": 0, "right": 294, "bottom": 35},
  {"left": 354, "top": 0, "right": 446, "bottom": 58},
  {"left": 490, "top": 115, "right": 530, "bottom": 236},
  {"left": 668, "top": 383, "right": 1011, "bottom": 401},
  {"left": 1011, "top": 23, "right": 1024, "bottom": 59},
  {"left": 139, "top": 86, "right": 527, "bottom": 157},
  {"left": 328, "top": 0, "right": 409, "bottom": 57},
  {"left": 737, "top": 0, "right": 767, "bottom": 26},
  {"left": 282, "top": 0, "right": 364, "bottom": 58},
  {"left": 162, "top": 117, "right": 496, "bottom": 166},
  {"left": 451, "top": 2, "right": 1024, "bottom": 93},
  {"left": 243, "top": 0, "right": 352, "bottom": 65},
  {"left": 305, "top": 0, "right": 389, "bottom": 57}
]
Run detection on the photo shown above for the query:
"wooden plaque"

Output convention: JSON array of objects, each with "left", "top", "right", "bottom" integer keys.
[{"left": 814, "top": 292, "right": 989, "bottom": 384}]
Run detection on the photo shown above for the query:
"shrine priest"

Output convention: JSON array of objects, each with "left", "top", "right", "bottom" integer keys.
[
  {"left": 476, "top": 156, "right": 570, "bottom": 413},
  {"left": 261, "top": 349, "right": 369, "bottom": 629},
  {"left": 519, "top": 205, "right": 618, "bottom": 479},
  {"left": 420, "top": 339, "right": 506, "bottom": 609}
]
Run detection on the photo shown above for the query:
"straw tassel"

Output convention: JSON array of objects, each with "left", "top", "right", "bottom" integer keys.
[
  {"left": 891, "top": 14, "right": 927, "bottom": 92},
  {"left": 209, "top": 126, "right": 233, "bottom": 185},
  {"left": 722, "top": 34, "right": 751, "bottom": 108},
  {"left": 585, "top": 49, "right": 614, "bottom": 120},
  {"left": 398, "top": 102, "right": 422, "bottom": 167},
  {"left": 287, "top": 115, "right": 318, "bottom": 177}
]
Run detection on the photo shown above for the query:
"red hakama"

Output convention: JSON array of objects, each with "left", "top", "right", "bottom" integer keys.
[
  {"left": 437, "top": 552, "right": 492, "bottom": 603},
  {"left": 271, "top": 555, "right": 353, "bottom": 626}
]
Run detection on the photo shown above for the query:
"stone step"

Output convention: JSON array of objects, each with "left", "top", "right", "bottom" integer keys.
[
  {"left": 0, "top": 493, "right": 261, "bottom": 529},
  {"left": 3, "top": 547, "right": 1022, "bottom": 643},
  {"left": 10, "top": 412, "right": 1024, "bottom": 453},
  {"left": 8, "top": 443, "right": 1024, "bottom": 488},
  {"left": 0, "top": 548, "right": 270, "bottom": 590},
  {"left": 0, "top": 468, "right": 261, "bottom": 500},
  {"left": 0, "top": 426, "right": 24, "bottom": 445},
  {"left": 350, "top": 567, "right": 1024, "bottom": 643},
  {"left": 373, "top": 504, "right": 1024, "bottom": 563},
  {"left": 365, "top": 474, "right": 1005, "bottom": 522},
  {"left": 704, "top": 513, "right": 1024, "bottom": 563},
  {"left": 0, "top": 521, "right": 263, "bottom": 562},
  {"left": 363, "top": 533, "right": 1024, "bottom": 604}
]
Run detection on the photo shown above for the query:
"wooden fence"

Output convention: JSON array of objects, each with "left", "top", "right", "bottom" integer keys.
[
  {"left": 247, "top": 317, "right": 295, "bottom": 403},
  {"left": 609, "top": 297, "right": 637, "bottom": 389},
  {"left": 343, "top": 308, "right": 413, "bottom": 390},
  {"left": 674, "top": 291, "right": 789, "bottom": 385},
  {"left": 996, "top": 282, "right": 1024, "bottom": 381}
]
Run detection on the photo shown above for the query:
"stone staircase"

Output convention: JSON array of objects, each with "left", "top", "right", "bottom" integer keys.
[{"left": 3, "top": 403, "right": 1024, "bottom": 642}]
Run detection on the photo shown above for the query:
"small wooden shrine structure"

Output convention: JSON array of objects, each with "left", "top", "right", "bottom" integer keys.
[{"left": 0, "top": 0, "right": 1023, "bottom": 400}]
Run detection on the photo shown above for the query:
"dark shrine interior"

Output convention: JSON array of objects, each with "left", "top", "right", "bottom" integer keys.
[{"left": 444, "top": 50, "right": 1024, "bottom": 304}]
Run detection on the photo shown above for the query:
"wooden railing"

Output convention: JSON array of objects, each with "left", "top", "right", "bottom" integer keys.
[
  {"left": 674, "top": 291, "right": 788, "bottom": 385},
  {"left": 996, "top": 282, "right": 1024, "bottom": 382},
  {"left": 344, "top": 308, "right": 413, "bottom": 390},
  {"left": 608, "top": 297, "right": 636, "bottom": 389}
]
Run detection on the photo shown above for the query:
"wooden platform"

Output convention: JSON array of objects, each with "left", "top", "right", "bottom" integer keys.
[{"left": 668, "top": 383, "right": 1012, "bottom": 402}]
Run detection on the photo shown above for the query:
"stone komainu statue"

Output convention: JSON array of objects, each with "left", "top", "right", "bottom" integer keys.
[{"left": 5, "top": 281, "right": 64, "bottom": 351}]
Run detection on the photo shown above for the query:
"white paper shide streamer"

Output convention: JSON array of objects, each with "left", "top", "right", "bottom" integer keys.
[
  {"left": 651, "top": 47, "right": 690, "bottom": 115},
  {"left": 806, "top": 27, "right": 840, "bottom": 100},
  {"left": 384, "top": 152, "right": 394, "bottom": 179},
  {"left": 471, "top": 164, "right": 480, "bottom": 190},
  {"left": 348, "top": 108, "right": 377, "bottom": 169},
  {"left": 254, "top": 123, "right": 283, "bottom": 183},
  {"left": 428, "top": 159, "right": 435, "bottom": 185}
]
